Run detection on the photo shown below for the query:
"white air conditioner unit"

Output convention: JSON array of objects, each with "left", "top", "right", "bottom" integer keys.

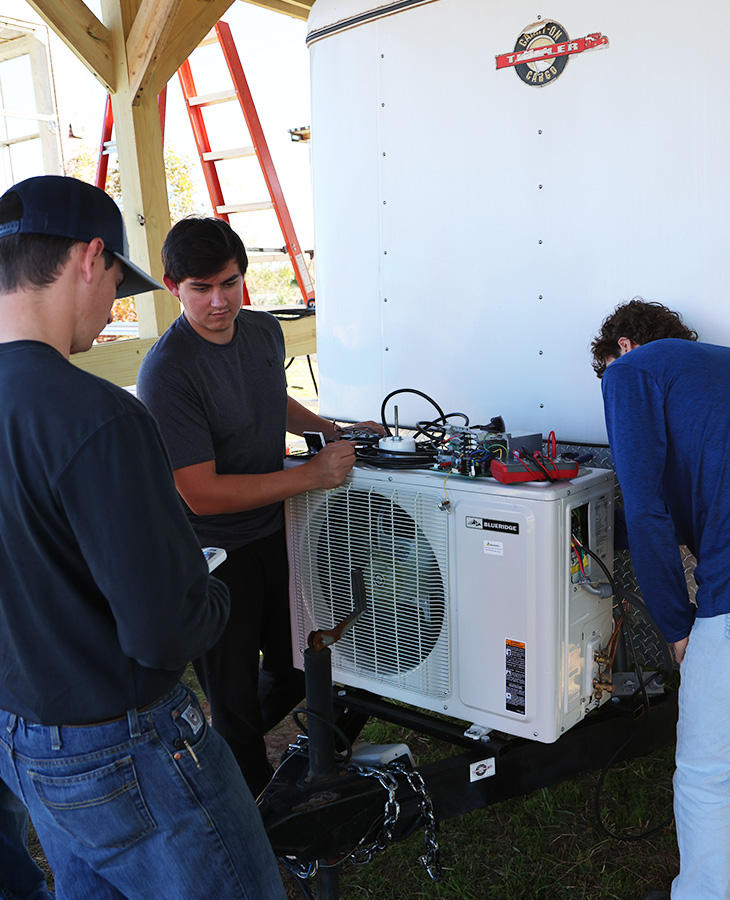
[{"left": 287, "top": 464, "right": 615, "bottom": 743}]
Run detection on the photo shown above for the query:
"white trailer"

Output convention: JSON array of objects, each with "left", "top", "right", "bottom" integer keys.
[{"left": 307, "top": 0, "right": 730, "bottom": 444}]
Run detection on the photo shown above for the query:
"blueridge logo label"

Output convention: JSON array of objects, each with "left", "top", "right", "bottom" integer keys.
[
  {"left": 496, "top": 21, "right": 609, "bottom": 87},
  {"left": 466, "top": 516, "right": 519, "bottom": 535}
]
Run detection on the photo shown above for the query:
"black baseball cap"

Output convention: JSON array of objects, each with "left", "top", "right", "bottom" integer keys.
[{"left": 0, "top": 175, "right": 163, "bottom": 299}]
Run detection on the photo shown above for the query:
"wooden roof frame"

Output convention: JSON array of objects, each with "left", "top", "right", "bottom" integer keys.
[{"left": 23, "top": 0, "right": 315, "bottom": 385}]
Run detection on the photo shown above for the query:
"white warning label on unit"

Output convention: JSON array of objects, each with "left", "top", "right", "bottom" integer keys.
[
  {"left": 506, "top": 639, "right": 526, "bottom": 715},
  {"left": 484, "top": 540, "right": 504, "bottom": 556},
  {"left": 594, "top": 494, "right": 609, "bottom": 561},
  {"left": 469, "top": 757, "right": 496, "bottom": 783}
]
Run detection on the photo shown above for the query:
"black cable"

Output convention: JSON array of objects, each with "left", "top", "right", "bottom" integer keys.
[
  {"left": 277, "top": 857, "right": 316, "bottom": 900},
  {"left": 291, "top": 707, "right": 353, "bottom": 763},
  {"left": 518, "top": 448, "right": 556, "bottom": 482},
  {"left": 415, "top": 419, "right": 447, "bottom": 445},
  {"left": 579, "top": 542, "right": 674, "bottom": 686},
  {"left": 576, "top": 542, "right": 675, "bottom": 841},
  {"left": 380, "top": 388, "right": 446, "bottom": 436},
  {"left": 616, "top": 588, "right": 675, "bottom": 687},
  {"left": 306, "top": 354, "right": 318, "bottom": 397},
  {"left": 592, "top": 724, "right": 674, "bottom": 842},
  {"left": 355, "top": 445, "right": 437, "bottom": 469},
  {"left": 414, "top": 414, "right": 470, "bottom": 446}
]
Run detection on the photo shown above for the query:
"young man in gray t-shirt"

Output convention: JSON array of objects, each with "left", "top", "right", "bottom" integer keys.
[{"left": 138, "top": 217, "right": 383, "bottom": 795}]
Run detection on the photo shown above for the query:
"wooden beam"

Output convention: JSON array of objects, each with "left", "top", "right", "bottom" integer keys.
[
  {"left": 71, "top": 316, "right": 314, "bottom": 389},
  {"left": 71, "top": 338, "right": 158, "bottom": 387},
  {"left": 153, "top": 0, "right": 236, "bottom": 92},
  {"left": 280, "top": 314, "right": 316, "bottom": 358},
  {"left": 126, "top": 0, "right": 184, "bottom": 105},
  {"left": 24, "top": 0, "right": 116, "bottom": 92},
  {"left": 241, "top": 0, "right": 314, "bottom": 20}
]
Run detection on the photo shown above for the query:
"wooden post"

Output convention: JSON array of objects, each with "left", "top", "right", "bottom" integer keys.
[{"left": 102, "top": 0, "right": 177, "bottom": 340}]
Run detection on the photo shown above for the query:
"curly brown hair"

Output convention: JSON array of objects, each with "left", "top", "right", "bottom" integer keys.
[{"left": 590, "top": 297, "right": 698, "bottom": 378}]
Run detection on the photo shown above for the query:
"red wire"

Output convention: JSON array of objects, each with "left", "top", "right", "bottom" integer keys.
[{"left": 547, "top": 431, "right": 557, "bottom": 459}]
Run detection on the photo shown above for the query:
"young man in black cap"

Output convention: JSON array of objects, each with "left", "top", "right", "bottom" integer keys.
[{"left": 0, "top": 177, "right": 285, "bottom": 899}]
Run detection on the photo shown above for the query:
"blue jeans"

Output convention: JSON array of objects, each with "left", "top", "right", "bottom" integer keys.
[
  {"left": 0, "top": 685, "right": 285, "bottom": 900},
  {"left": 0, "top": 779, "right": 53, "bottom": 900},
  {"left": 673, "top": 614, "right": 730, "bottom": 899}
]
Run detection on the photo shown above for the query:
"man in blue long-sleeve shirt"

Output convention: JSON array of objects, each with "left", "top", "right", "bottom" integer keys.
[{"left": 592, "top": 298, "right": 730, "bottom": 900}]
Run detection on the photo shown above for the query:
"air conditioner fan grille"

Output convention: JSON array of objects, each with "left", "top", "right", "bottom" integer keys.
[{"left": 290, "top": 483, "right": 450, "bottom": 696}]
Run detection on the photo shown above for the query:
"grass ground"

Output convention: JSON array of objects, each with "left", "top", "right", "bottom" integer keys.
[
  {"left": 28, "top": 356, "right": 680, "bottom": 899},
  {"left": 27, "top": 690, "right": 680, "bottom": 900},
  {"left": 323, "top": 723, "right": 678, "bottom": 900}
]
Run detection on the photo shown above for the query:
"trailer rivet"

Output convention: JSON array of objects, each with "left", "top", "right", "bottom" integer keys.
[
  {"left": 540, "top": 403, "right": 544, "bottom": 408},
  {"left": 539, "top": 350, "right": 543, "bottom": 355},
  {"left": 539, "top": 184, "right": 543, "bottom": 189}
]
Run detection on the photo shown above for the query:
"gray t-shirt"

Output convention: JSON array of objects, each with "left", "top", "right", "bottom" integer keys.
[{"left": 137, "top": 309, "right": 288, "bottom": 550}]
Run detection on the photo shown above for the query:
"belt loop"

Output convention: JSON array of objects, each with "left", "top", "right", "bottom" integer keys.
[
  {"left": 5, "top": 714, "right": 17, "bottom": 735},
  {"left": 127, "top": 707, "right": 140, "bottom": 738},
  {"left": 50, "top": 726, "right": 62, "bottom": 751}
]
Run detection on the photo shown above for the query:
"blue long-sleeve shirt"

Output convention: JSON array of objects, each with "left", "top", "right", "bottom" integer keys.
[{"left": 602, "top": 339, "right": 730, "bottom": 642}]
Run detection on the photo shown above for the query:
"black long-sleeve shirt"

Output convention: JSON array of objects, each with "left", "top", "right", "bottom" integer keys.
[{"left": 0, "top": 341, "right": 230, "bottom": 724}]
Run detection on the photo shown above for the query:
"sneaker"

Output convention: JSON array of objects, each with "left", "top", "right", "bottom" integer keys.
[{"left": 642, "top": 892, "right": 670, "bottom": 900}]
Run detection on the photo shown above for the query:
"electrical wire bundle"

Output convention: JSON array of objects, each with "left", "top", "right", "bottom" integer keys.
[
  {"left": 571, "top": 533, "right": 676, "bottom": 842},
  {"left": 354, "top": 388, "right": 505, "bottom": 471}
]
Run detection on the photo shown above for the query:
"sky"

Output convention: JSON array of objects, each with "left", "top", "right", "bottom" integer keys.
[{"left": 0, "top": 0, "right": 315, "bottom": 247}]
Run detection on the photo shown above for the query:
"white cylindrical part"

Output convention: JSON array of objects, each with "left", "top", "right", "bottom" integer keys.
[{"left": 379, "top": 435, "right": 417, "bottom": 454}]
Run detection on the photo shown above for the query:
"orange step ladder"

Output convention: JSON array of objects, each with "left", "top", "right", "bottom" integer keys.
[{"left": 95, "top": 20, "right": 315, "bottom": 308}]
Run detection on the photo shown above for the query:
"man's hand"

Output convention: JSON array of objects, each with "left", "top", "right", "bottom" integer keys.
[
  {"left": 306, "top": 440, "right": 356, "bottom": 489},
  {"left": 673, "top": 636, "right": 689, "bottom": 665},
  {"left": 338, "top": 420, "right": 387, "bottom": 438}
]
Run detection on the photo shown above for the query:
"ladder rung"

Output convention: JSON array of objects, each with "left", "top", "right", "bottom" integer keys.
[
  {"left": 217, "top": 201, "right": 274, "bottom": 214},
  {"left": 247, "top": 252, "right": 290, "bottom": 263},
  {"left": 203, "top": 146, "right": 256, "bottom": 162},
  {"left": 188, "top": 89, "right": 237, "bottom": 107}
]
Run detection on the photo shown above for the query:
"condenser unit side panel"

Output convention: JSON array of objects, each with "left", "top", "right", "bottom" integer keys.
[{"left": 452, "top": 495, "right": 563, "bottom": 739}]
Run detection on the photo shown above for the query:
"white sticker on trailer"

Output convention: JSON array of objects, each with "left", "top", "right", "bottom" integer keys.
[
  {"left": 484, "top": 540, "right": 504, "bottom": 556},
  {"left": 469, "top": 758, "right": 496, "bottom": 782}
]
